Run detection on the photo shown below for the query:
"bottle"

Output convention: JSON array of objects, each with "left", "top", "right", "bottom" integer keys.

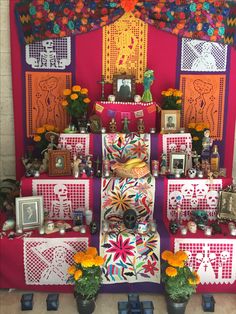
[{"left": 210, "top": 145, "right": 220, "bottom": 172}]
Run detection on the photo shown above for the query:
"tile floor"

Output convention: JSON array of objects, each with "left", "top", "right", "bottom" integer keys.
[{"left": 0, "top": 290, "right": 236, "bottom": 314}]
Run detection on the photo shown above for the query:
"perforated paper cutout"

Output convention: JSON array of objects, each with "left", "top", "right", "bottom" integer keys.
[
  {"left": 24, "top": 238, "right": 88, "bottom": 285},
  {"left": 58, "top": 134, "right": 91, "bottom": 160},
  {"left": 26, "top": 37, "right": 71, "bottom": 69},
  {"left": 167, "top": 179, "right": 222, "bottom": 221},
  {"left": 103, "top": 12, "right": 147, "bottom": 83},
  {"left": 162, "top": 133, "right": 192, "bottom": 169},
  {"left": 32, "top": 179, "right": 90, "bottom": 220},
  {"left": 181, "top": 38, "right": 228, "bottom": 72},
  {"left": 175, "top": 238, "right": 236, "bottom": 285}
]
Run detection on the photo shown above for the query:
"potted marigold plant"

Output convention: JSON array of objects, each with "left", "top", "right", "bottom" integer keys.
[
  {"left": 188, "top": 122, "right": 210, "bottom": 155},
  {"left": 67, "top": 246, "right": 104, "bottom": 314},
  {"left": 62, "top": 85, "right": 91, "bottom": 127},
  {"left": 161, "top": 250, "right": 200, "bottom": 314},
  {"left": 161, "top": 88, "right": 183, "bottom": 110}
]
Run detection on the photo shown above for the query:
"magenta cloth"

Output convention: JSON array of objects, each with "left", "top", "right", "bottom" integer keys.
[{"left": 94, "top": 101, "right": 157, "bottom": 132}]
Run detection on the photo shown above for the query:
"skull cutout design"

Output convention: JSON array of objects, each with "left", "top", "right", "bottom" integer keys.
[
  {"left": 206, "top": 190, "right": 219, "bottom": 209},
  {"left": 169, "top": 191, "right": 183, "bottom": 208},
  {"left": 181, "top": 184, "right": 194, "bottom": 200},
  {"left": 220, "top": 251, "right": 230, "bottom": 263},
  {"left": 123, "top": 209, "right": 137, "bottom": 229},
  {"left": 196, "top": 184, "right": 209, "bottom": 200},
  {"left": 169, "top": 143, "right": 177, "bottom": 152}
]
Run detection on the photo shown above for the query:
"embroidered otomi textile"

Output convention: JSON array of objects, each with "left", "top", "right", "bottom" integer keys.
[
  {"left": 167, "top": 179, "right": 222, "bottom": 221},
  {"left": 15, "top": 1, "right": 236, "bottom": 47},
  {"left": 181, "top": 38, "right": 228, "bottom": 72},
  {"left": 58, "top": 133, "right": 91, "bottom": 160},
  {"left": 100, "top": 176, "right": 159, "bottom": 284},
  {"left": 102, "top": 12, "right": 147, "bottom": 83},
  {"left": 25, "top": 37, "right": 71, "bottom": 70},
  {"left": 162, "top": 133, "right": 192, "bottom": 170},
  {"left": 32, "top": 179, "right": 91, "bottom": 220},
  {"left": 180, "top": 74, "right": 226, "bottom": 140},
  {"left": 102, "top": 133, "right": 150, "bottom": 165},
  {"left": 175, "top": 238, "right": 236, "bottom": 285},
  {"left": 24, "top": 238, "right": 88, "bottom": 285},
  {"left": 25, "top": 71, "right": 71, "bottom": 137}
]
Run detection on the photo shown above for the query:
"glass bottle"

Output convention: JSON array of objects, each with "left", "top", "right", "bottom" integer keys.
[{"left": 210, "top": 145, "right": 220, "bottom": 172}]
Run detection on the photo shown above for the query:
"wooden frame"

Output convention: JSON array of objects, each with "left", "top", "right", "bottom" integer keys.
[
  {"left": 16, "top": 196, "right": 44, "bottom": 230},
  {"left": 48, "top": 150, "right": 71, "bottom": 176},
  {"left": 217, "top": 191, "right": 236, "bottom": 222},
  {"left": 161, "top": 110, "right": 180, "bottom": 133},
  {"left": 170, "top": 152, "right": 187, "bottom": 175},
  {"left": 113, "top": 75, "right": 135, "bottom": 102}
]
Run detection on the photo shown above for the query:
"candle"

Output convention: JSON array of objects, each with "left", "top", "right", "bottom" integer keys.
[
  {"left": 204, "top": 226, "right": 212, "bottom": 236},
  {"left": 180, "top": 225, "right": 187, "bottom": 235},
  {"left": 80, "top": 127, "right": 86, "bottom": 134},
  {"left": 101, "top": 127, "right": 106, "bottom": 134},
  {"left": 151, "top": 160, "right": 159, "bottom": 177},
  {"left": 230, "top": 227, "right": 236, "bottom": 236},
  {"left": 150, "top": 128, "right": 156, "bottom": 134},
  {"left": 38, "top": 226, "right": 45, "bottom": 235}
]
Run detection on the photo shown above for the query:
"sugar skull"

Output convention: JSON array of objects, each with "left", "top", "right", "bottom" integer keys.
[
  {"left": 206, "top": 190, "right": 219, "bottom": 209},
  {"left": 169, "top": 220, "right": 179, "bottom": 234},
  {"left": 123, "top": 209, "right": 137, "bottom": 229},
  {"left": 181, "top": 184, "right": 194, "bottom": 200},
  {"left": 169, "top": 191, "right": 183, "bottom": 208}
]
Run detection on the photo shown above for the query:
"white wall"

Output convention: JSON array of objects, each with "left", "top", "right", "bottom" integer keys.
[{"left": 0, "top": 0, "right": 235, "bottom": 181}]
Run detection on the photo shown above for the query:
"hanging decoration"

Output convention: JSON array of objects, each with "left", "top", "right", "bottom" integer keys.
[
  {"left": 15, "top": 1, "right": 236, "bottom": 47},
  {"left": 102, "top": 12, "right": 147, "bottom": 83}
]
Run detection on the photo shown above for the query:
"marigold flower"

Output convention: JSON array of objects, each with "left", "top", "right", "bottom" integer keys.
[
  {"left": 44, "top": 124, "right": 55, "bottom": 131},
  {"left": 161, "top": 250, "right": 174, "bottom": 261},
  {"left": 165, "top": 90, "right": 172, "bottom": 96},
  {"left": 63, "top": 89, "right": 71, "bottom": 96},
  {"left": 94, "top": 256, "right": 104, "bottom": 266},
  {"left": 80, "top": 88, "right": 88, "bottom": 94},
  {"left": 188, "top": 271, "right": 200, "bottom": 285},
  {"left": 175, "top": 250, "right": 188, "bottom": 261},
  {"left": 192, "top": 136, "right": 199, "bottom": 141},
  {"left": 173, "top": 91, "right": 183, "bottom": 97},
  {"left": 73, "top": 252, "right": 85, "bottom": 264},
  {"left": 70, "top": 93, "right": 79, "bottom": 100},
  {"left": 168, "top": 256, "right": 183, "bottom": 267},
  {"left": 36, "top": 127, "right": 46, "bottom": 134},
  {"left": 166, "top": 266, "right": 177, "bottom": 277},
  {"left": 86, "top": 247, "right": 98, "bottom": 257},
  {"left": 188, "top": 123, "right": 196, "bottom": 129},
  {"left": 81, "top": 258, "right": 95, "bottom": 268},
  {"left": 74, "top": 269, "right": 82, "bottom": 280},
  {"left": 83, "top": 97, "right": 91, "bottom": 104},
  {"left": 68, "top": 265, "right": 76, "bottom": 275},
  {"left": 72, "top": 85, "right": 81, "bottom": 92},
  {"left": 62, "top": 100, "right": 69, "bottom": 107},
  {"left": 195, "top": 124, "right": 203, "bottom": 132},
  {"left": 33, "top": 135, "right": 41, "bottom": 142},
  {"left": 176, "top": 99, "right": 182, "bottom": 104}
]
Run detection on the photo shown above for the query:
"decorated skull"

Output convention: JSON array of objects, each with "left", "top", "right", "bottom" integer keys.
[
  {"left": 123, "top": 209, "right": 137, "bottom": 229},
  {"left": 169, "top": 220, "right": 179, "bottom": 234},
  {"left": 181, "top": 183, "right": 194, "bottom": 200},
  {"left": 89, "top": 221, "right": 98, "bottom": 235},
  {"left": 169, "top": 191, "right": 183, "bottom": 208},
  {"left": 206, "top": 190, "right": 219, "bottom": 208},
  {"left": 196, "top": 184, "right": 209, "bottom": 199},
  {"left": 188, "top": 168, "right": 197, "bottom": 178},
  {"left": 191, "top": 210, "right": 208, "bottom": 229}
]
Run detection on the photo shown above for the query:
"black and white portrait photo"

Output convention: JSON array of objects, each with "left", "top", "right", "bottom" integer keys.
[
  {"left": 165, "top": 115, "right": 176, "bottom": 129},
  {"left": 170, "top": 153, "right": 186, "bottom": 174},
  {"left": 22, "top": 203, "right": 38, "bottom": 225},
  {"left": 117, "top": 79, "right": 131, "bottom": 101}
]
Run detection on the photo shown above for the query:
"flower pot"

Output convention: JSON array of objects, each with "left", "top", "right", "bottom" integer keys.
[
  {"left": 76, "top": 296, "right": 95, "bottom": 314},
  {"left": 166, "top": 296, "right": 189, "bottom": 314}
]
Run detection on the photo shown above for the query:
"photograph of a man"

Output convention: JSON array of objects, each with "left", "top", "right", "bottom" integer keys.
[
  {"left": 22, "top": 203, "right": 38, "bottom": 224},
  {"left": 165, "top": 115, "right": 176, "bottom": 129},
  {"left": 117, "top": 79, "right": 131, "bottom": 101}
]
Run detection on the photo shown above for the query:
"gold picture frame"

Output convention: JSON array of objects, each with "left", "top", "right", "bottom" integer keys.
[
  {"left": 48, "top": 150, "right": 71, "bottom": 176},
  {"left": 217, "top": 191, "right": 236, "bottom": 222},
  {"left": 113, "top": 75, "right": 136, "bottom": 102},
  {"left": 170, "top": 152, "right": 187, "bottom": 175},
  {"left": 161, "top": 110, "right": 181, "bottom": 133}
]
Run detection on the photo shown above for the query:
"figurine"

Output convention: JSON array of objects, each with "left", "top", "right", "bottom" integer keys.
[
  {"left": 109, "top": 118, "right": 117, "bottom": 133},
  {"left": 141, "top": 69, "right": 155, "bottom": 102},
  {"left": 121, "top": 117, "right": 130, "bottom": 134},
  {"left": 137, "top": 118, "right": 145, "bottom": 134},
  {"left": 72, "top": 155, "right": 82, "bottom": 178},
  {"left": 160, "top": 153, "right": 167, "bottom": 175},
  {"left": 89, "top": 114, "right": 102, "bottom": 133},
  {"left": 201, "top": 128, "right": 212, "bottom": 160}
]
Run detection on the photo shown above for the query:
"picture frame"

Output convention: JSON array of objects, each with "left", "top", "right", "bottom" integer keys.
[
  {"left": 161, "top": 110, "right": 180, "bottom": 133},
  {"left": 113, "top": 75, "right": 135, "bottom": 102},
  {"left": 170, "top": 152, "right": 187, "bottom": 175},
  {"left": 217, "top": 191, "right": 236, "bottom": 222},
  {"left": 48, "top": 150, "right": 71, "bottom": 176},
  {"left": 16, "top": 196, "right": 44, "bottom": 230}
]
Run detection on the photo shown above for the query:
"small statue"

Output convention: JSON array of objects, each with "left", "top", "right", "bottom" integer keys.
[
  {"left": 137, "top": 118, "right": 145, "bottom": 134},
  {"left": 201, "top": 128, "right": 212, "bottom": 160},
  {"left": 109, "top": 118, "right": 117, "bottom": 133},
  {"left": 122, "top": 117, "right": 130, "bottom": 134},
  {"left": 141, "top": 69, "right": 155, "bottom": 102},
  {"left": 72, "top": 155, "right": 82, "bottom": 178},
  {"left": 160, "top": 153, "right": 167, "bottom": 175}
]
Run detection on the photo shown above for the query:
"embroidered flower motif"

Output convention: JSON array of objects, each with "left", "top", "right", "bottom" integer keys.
[
  {"left": 143, "top": 260, "right": 159, "bottom": 276},
  {"left": 107, "top": 235, "right": 135, "bottom": 263},
  {"left": 110, "top": 189, "right": 133, "bottom": 212}
]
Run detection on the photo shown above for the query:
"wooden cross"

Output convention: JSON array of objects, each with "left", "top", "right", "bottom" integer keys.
[{"left": 97, "top": 75, "right": 106, "bottom": 101}]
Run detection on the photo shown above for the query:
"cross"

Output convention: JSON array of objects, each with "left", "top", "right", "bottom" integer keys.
[{"left": 97, "top": 75, "right": 106, "bottom": 101}]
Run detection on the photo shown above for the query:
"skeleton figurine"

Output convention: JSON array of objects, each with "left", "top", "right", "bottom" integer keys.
[
  {"left": 52, "top": 184, "right": 72, "bottom": 219},
  {"left": 109, "top": 118, "right": 117, "bottom": 133}
]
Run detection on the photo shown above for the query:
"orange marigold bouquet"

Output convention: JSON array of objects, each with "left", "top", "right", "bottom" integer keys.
[
  {"left": 161, "top": 88, "right": 183, "bottom": 110},
  {"left": 188, "top": 122, "right": 210, "bottom": 155},
  {"left": 62, "top": 85, "right": 91, "bottom": 119},
  {"left": 67, "top": 247, "right": 104, "bottom": 300},
  {"left": 32, "top": 124, "right": 59, "bottom": 154},
  {"left": 161, "top": 250, "right": 200, "bottom": 302}
]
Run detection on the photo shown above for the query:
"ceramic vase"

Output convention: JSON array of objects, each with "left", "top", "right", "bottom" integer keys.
[
  {"left": 166, "top": 295, "right": 189, "bottom": 314},
  {"left": 76, "top": 296, "right": 96, "bottom": 314}
]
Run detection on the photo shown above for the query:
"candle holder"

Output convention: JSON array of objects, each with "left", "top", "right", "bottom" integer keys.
[
  {"left": 202, "top": 294, "right": 215, "bottom": 312},
  {"left": 21, "top": 293, "right": 34, "bottom": 311},
  {"left": 79, "top": 127, "right": 86, "bottom": 134},
  {"left": 101, "top": 127, "right": 106, "bottom": 134},
  {"left": 150, "top": 128, "right": 156, "bottom": 134},
  {"left": 46, "top": 294, "right": 59, "bottom": 311},
  {"left": 230, "top": 227, "right": 236, "bottom": 236},
  {"left": 151, "top": 160, "right": 159, "bottom": 177},
  {"left": 103, "top": 160, "right": 110, "bottom": 178},
  {"left": 180, "top": 225, "right": 187, "bottom": 235},
  {"left": 204, "top": 226, "right": 212, "bottom": 236}
]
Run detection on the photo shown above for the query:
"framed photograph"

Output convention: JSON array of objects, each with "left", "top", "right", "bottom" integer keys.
[
  {"left": 161, "top": 110, "right": 180, "bottom": 132},
  {"left": 16, "top": 196, "right": 44, "bottom": 230},
  {"left": 113, "top": 75, "right": 135, "bottom": 102},
  {"left": 48, "top": 150, "right": 71, "bottom": 176},
  {"left": 217, "top": 191, "right": 236, "bottom": 222},
  {"left": 170, "top": 152, "right": 187, "bottom": 175}
]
